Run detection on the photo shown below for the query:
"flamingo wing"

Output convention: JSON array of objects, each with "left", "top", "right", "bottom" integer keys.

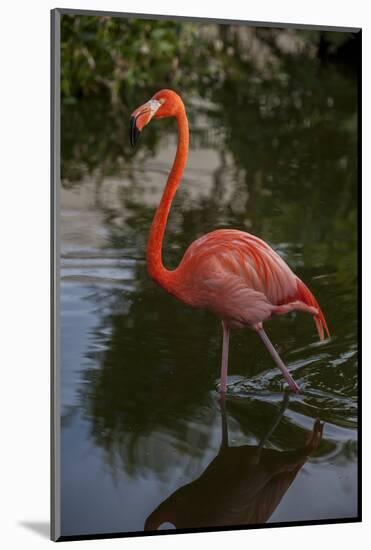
[
  {"left": 175, "top": 229, "right": 329, "bottom": 339},
  {"left": 191, "top": 271, "right": 277, "bottom": 328}
]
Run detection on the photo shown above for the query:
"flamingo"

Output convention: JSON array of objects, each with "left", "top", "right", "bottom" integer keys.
[{"left": 129, "top": 89, "right": 329, "bottom": 394}]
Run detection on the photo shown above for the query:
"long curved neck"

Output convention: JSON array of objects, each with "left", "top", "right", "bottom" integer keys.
[{"left": 146, "top": 107, "right": 189, "bottom": 288}]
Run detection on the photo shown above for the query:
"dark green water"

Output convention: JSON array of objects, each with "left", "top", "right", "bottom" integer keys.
[{"left": 59, "top": 57, "right": 358, "bottom": 536}]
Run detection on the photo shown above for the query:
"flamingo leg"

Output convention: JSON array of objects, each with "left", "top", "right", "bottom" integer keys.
[
  {"left": 220, "top": 321, "right": 230, "bottom": 394},
  {"left": 257, "top": 327, "right": 301, "bottom": 394}
]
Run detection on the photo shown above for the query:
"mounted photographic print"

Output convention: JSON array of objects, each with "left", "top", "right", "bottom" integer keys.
[{"left": 51, "top": 8, "right": 361, "bottom": 542}]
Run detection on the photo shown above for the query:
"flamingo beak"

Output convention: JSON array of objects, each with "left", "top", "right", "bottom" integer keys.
[{"left": 129, "top": 98, "right": 162, "bottom": 147}]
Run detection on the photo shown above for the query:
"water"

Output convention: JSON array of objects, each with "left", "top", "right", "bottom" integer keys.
[{"left": 59, "top": 57, "right": 358, "bottom": 536}]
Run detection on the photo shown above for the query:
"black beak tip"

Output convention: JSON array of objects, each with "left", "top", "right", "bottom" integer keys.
[{"left": 129, "top": 116, "right": 141, "bottom": 148}]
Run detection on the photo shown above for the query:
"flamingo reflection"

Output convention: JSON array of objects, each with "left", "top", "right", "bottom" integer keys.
[{"left": 145, "top": 395, "right": 323, "bottom": 530}]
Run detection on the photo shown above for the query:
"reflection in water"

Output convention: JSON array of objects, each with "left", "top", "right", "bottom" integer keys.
[{"left": 145, "top": 395, "right": 323, "bottom": 530}]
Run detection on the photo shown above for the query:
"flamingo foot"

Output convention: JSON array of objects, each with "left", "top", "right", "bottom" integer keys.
[{"left": 282, "top": 375, "right": 301, "bottom": 394}]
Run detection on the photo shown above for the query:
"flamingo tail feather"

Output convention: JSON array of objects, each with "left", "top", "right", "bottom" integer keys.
[{"left": 296, "top": 279, "right": 330, "bottom": 341}]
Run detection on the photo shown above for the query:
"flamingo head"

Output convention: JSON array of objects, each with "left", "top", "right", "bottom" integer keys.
[{"left": 129, "top": 89, "right": 183, "bottom": 147}]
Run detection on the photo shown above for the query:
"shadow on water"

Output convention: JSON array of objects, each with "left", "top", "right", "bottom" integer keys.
[{"left": 144, "top": 394, "right": 324, "bottom": 530}]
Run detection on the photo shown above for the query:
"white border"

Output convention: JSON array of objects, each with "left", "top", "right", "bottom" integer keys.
[{"left": 1, "top": 1, "right": 368, "bottom": 548}]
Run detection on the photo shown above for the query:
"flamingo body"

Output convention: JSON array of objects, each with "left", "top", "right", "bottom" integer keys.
[
  {"left": 130, "top": 89, "right": 329, "bottom": 394},
  {"left": 169, "top": 228, "right": 328, "bottom": 338}
]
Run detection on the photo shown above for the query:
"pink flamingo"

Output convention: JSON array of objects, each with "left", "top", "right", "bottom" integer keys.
[{"left": 130, "top": 89, "right": 329, "bottom": 394}]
